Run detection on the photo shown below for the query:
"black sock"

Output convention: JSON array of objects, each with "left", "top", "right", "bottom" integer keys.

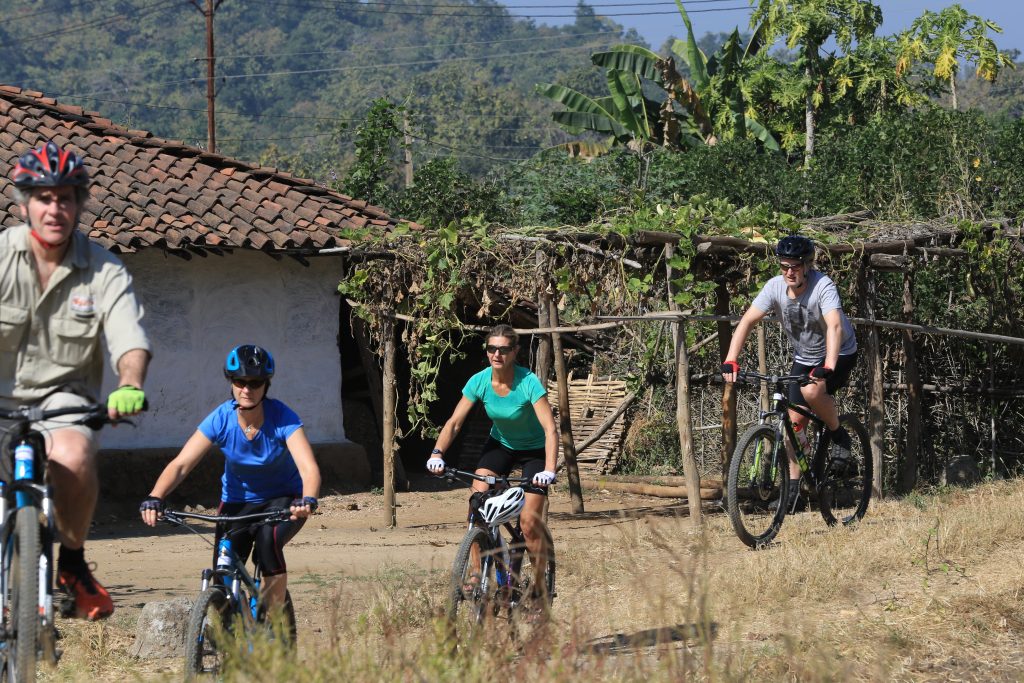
[
  {"left": 830, "top": 427, "right": 851, "bottom": 447},
  {"left": 58, "top": 545, "right": 86, "bottom": 572}
]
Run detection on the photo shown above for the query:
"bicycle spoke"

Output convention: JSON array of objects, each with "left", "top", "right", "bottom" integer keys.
[
  {"left": 727, "top": 425, "right": 788, "bottom": 548},
  {"left": 819, "top": 415, "right": 873, "bottom": 527}
]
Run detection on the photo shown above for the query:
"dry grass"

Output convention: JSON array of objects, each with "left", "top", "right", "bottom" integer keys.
[{"left": 40, "top": 480, "right": 1024, "bottom": 681}]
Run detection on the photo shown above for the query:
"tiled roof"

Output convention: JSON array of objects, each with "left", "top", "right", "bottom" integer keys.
[{"left": 0, "top": 85, "right": 405, "bottom": 254}]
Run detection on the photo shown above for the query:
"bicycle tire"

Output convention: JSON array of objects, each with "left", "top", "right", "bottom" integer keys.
[
  {"left": 3, "top": 506, "right": 41, "bottom": 682},
  {"left": 508, "top": 524, "right": 555, "bottom": 640},
  {"left": 818, "top": 415, "right": 872, "bottom": 527},
  {"left": 446, "top": 526, "right": 498, "bottom": 640},
  {"left": 184, "top": 586, "right": 231, "bottom": 679},
  {"left": 510, "top": 524, "right": 555, "bottom": 607},
  {"left": 727, "top": 424, "right": 788, "bottom": 549}
]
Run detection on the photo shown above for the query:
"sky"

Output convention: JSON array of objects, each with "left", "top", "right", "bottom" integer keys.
[{"left": 510, "top": 1, "right": 1024, "bottom": 54}]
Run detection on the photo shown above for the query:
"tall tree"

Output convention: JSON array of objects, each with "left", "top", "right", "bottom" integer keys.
[
  {"left": 899, "top": 4, "right": 1014, "bottom": 110},
  {"left": 750, "top": 0, "right": 882, "bottom": 164}
]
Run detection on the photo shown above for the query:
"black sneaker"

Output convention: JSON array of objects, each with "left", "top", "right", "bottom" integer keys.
[
  {"left": 769, "top": 480, "right": 806, "bottom": 513},
  {"left": 828, "top": 428, "right": 853, "bottom": 478}
]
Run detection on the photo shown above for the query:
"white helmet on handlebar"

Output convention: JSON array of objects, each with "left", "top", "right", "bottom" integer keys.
[{"left": 479, "top": 487, "right": 526, "bottom": 527}]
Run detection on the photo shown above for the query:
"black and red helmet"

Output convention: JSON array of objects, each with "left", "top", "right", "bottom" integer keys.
[
  {"left": 775, "top": 235, "right": 815, "bottom": 260},
  {"left": 12, "top": 141, "right": 89, "bottom": 189}
]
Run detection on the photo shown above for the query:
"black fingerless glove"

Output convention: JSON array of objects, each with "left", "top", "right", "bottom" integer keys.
[
  {"left": 721, "top": 360, "right": 739, "bottom": 374},
  {"left": 291, "top": 496, "right": 318, "bottom": 512},
  {"left": 809, "top": 366, "right": 834, "bottom": 379},
  {"left": 139, "top": 496, "right": 164, "bottom": 513}
]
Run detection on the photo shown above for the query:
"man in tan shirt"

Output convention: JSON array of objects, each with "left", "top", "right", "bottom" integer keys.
[{"left": 0, "top": 141, "right": 151, "bottom": 620}]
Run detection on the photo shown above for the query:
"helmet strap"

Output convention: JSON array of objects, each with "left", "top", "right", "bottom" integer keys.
[{"left": 29, "top": 228, "right": 64, "bottom": 250}]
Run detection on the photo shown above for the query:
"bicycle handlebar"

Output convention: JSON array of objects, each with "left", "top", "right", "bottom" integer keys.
[
  {"left": 441, "top": 467, "right": 531, "bottom": 487},
  {"left": 736, "top": 370, "right": 814, "bottom": 388},
  {"left": 0, "top": 402, "right": 145, "bottom": 430},
  {"left": 162, "top": 509, "right": 291, "bottom": 525}
]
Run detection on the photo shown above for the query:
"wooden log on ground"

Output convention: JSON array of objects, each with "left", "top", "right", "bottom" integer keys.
[
  {"left": 595, "top": 475, "right": 724, "bottom": 488},
  {"left": 581, "top": 479, "right": 722, "bottom": 499}
]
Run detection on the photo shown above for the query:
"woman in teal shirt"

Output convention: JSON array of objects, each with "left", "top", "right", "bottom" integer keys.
[{"left": 427, "top": 324, "right": 558, "bottom": 594}]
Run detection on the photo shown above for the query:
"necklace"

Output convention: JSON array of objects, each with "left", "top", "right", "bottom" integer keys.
[{"left": 243, "top": 424, "right": 256, "bottom": 436}]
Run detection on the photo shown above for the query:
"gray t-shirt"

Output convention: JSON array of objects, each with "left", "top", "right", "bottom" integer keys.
[{"left": 751, "top": 270, "right": 857, "bottom": 364}]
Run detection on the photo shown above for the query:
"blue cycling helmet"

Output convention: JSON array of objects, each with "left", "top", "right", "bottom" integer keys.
[
  {"left": 775, "top": 235, "right": 815, "bottom": 260},
  {"left": 223, "top": 345, "right": 275, "bottom": 380}
]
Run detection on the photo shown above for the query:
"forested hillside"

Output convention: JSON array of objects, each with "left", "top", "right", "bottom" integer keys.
[{"left": 0, "top": 0, "right": 642, "bottom": 178}]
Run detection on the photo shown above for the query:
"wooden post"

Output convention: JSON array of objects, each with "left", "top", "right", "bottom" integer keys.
[
  {"left": 756, "top": 326, "right": 770, "bottom": 413},
  {"left": 715, "top": 280, "right": 736, "bottom": 473},
  {"left": 534, "top": 251, "right": 553, "bottom": 383},
  {"left": 544, "top": 294, "right": 585, "bottom": 514},
  {"left": 381, "top": 315, "right": 398, "bottom": 527},
  {"left": 858, "top": 262, "right": 886, "bottom": 499},
  {"left": 901, "top": 269, "right": 922, "bottom": 493},
  {"left": 674, "top": 319, "right": 702, "bottom": 526},
  {"left": 352, "top": 316, "right": 407, "bottom": 489},
  {"left": 665, "top": 245, "right": 702, "bottom": 525}
]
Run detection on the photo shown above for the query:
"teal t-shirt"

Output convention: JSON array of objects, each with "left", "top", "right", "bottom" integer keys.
[{"left": 462, "top": 365, "right": 547, "bottom": 450}]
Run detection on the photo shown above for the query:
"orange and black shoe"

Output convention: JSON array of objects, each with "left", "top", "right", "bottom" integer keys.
[{"left": 57, "top": 564, "right": 114, "bottom": 621}]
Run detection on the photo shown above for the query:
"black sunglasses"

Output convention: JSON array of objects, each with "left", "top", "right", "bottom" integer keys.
[
  {"left": 485, "top": 344, "right": 515, "bottom": 355},
  {"left": 232, "top": 378, "right": 267, "bottom": 390}
]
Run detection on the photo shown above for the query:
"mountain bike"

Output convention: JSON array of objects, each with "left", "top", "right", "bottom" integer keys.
[
  {"left": 0, "top": 403, "right": 135, "bottom": 682},
  {"left": 725, "top": 371, "right": 872, "bottom": 549},
  {"left": 160, "top": 508, "right": 297, "bottom": 679},
  {"left": 441, "top": 468, "right": 556, "bottom": 641}
]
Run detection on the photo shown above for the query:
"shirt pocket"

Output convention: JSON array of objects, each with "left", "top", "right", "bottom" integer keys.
[
  {"left": 0, "top": 305, "right": 29, "bottom": 352},
  {"left": 49, "top": 316, "right": 100, "bottom": 368}
]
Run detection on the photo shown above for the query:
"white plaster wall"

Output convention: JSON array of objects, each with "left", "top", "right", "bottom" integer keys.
[{"left": 98, "top": 250, "right": 346, "bottom": 449}]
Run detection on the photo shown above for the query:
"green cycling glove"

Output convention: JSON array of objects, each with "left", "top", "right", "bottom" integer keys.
[{"left": 108, "top": 386, "right": 146, "bottom": 415}]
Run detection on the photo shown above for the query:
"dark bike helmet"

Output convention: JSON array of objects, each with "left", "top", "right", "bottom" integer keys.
[
  {"left": 12, "top": 141, "right": 89, "bottom": 189},
  {"left": 223, "top": 345, "right": 275, "bottom": 380},
  {"left": 775, "top": 235, "right": 815, "bottom": 260}
]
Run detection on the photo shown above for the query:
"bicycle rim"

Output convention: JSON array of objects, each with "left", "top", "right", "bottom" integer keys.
[
  {"left": 819, "top": 415, "right": 872, "bottom": 527},
  {"left": 446, "top": 527, "right": 498, "bottom": 641},
  {"left": 509, "top": 527, "right": 555, "bottom": 640},
  {"left": 2, "top": 507, "right": 41, "bottom": 683},
  {"left": 727, "top": 424, "right": 787, "bottom": 549},
  {"left": 184, "top": 586, "right": 231, "bottom": 679}
]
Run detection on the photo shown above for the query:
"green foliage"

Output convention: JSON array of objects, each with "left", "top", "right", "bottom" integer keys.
[
  {"left": 394, "top": 158, "right": 516, "bottom": 228},
  {"left": 341, "top": 99, "right": 405, "bottom": 209}
]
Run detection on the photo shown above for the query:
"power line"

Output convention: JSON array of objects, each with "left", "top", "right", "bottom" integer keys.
[
  {"left": 7, "top": 0, "right": 111, "bottom": 22},
  {"left": 215, "top": 29, "right": 621, "bottom": 61},
  {"left": 247, "top": 0, "right": 749, "bottom": 19},
  {"left": 59, "top": 43, "right": 620, "bottom": 99},
  {"left": 1, "top": 0, "right": 181, "bottom": 47}
]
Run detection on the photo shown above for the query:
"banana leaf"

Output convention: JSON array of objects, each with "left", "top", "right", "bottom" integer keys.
[
  {"left": 672, "top": 0, "right": 709, "bottom": 89},
  {"left": 591, "top": 45, "right": 663, "bottom": 83},
  {"left": 745, "top": 116, "right": 780, "bottom": 151},
  {"left": 551, "top": 111, "right": 631, "bottom": 141},
  {"left": 535, "top": 83, "right": 614, "bottom": 117}
]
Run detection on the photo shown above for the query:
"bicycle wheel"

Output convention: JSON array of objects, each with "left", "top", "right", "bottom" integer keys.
[
  {"left": 509, "top": 525, "right": 555, "bottom": 607},
  {"left": 184, "top": 586, "right": 231, "bottom": 679},
  {"left": 2, "top": 506, "right": 41, "bottom": 682},
  {"left": 445, "top": 526, "right": 498, "bottom": 640},
  {"left": 819, "top": 415, "right": 872, "bottom": 527},
  {"left": 727, "top": 424, "right": 787, "bottom": 549},
  {"left": 508, "top": 525, "right": 555, "bottom": 639}
]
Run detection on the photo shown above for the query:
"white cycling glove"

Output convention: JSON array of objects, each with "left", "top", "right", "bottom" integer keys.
[
  {"left": 426, "top": 457, "right": 446, "bottom": 474},
  {"left": 532, "top": 470, "right": 556, "bottom": 487}
]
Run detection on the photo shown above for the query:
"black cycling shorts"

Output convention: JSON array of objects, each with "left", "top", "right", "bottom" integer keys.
[
  {"left": 475, "top": 438, "right": 548, "bottom": 496},
  {"left": 216, "top": 495, "right": 305, "bottom": 577},
  {"left": 788, "top": 352, "right": 858, "bottom": 407}
]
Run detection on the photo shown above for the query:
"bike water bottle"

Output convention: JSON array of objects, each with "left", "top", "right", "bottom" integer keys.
[
  {"left": 793, "top": 425, "right": 810, "bottom": 470},
  {"left": 216, "top": 539, "right": 232, "bottom": 569},
  {"left": 14, "top": 443, "right": 33, "bottom": 481},
  {"left": 496, "top": 536, "right": 511, "bottom": 587}
]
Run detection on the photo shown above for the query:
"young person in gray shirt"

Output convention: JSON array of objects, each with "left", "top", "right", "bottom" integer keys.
[{"left": 720, "top": 235, "right": 857, "bottom": 510}]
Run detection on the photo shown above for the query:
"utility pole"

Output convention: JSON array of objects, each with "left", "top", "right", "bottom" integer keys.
[{"left": 191, "top": 0, "right": 223, "bottom": 153}]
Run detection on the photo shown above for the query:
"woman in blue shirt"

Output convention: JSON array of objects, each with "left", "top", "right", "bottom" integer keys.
[
  {"left": 140, "top": 345, "right": 321, "bottom": 613},
  {"left": 427, "top": 325, "right": 558, "bottom": 595}
]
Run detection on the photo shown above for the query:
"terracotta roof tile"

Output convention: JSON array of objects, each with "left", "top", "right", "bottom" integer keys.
[{"left": 0, "top": 85, "right": 412, "bottom": 252}]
